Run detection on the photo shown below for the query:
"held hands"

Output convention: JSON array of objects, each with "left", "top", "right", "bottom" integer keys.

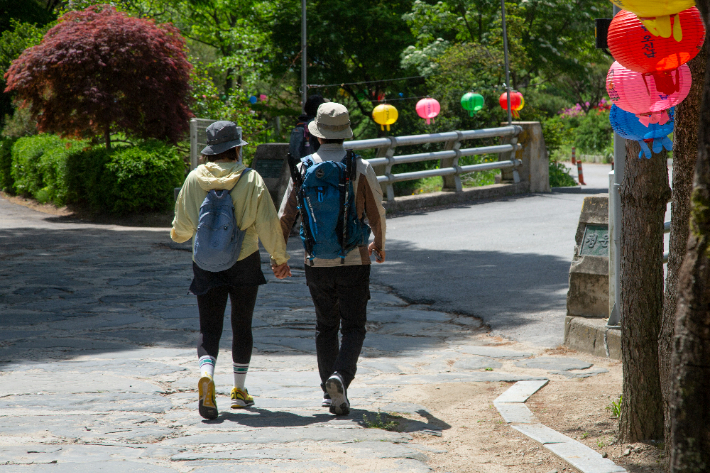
[
  {"left": 368, "top": 242, "right": 385, "bottom": 263},
  {"left": 271, "top": 262, "right": 292, "bottom": 279}
]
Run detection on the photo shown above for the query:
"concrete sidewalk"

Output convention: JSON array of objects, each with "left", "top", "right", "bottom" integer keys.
[{"left": 0, "top": 196, "right": 615, "bottom": 472}]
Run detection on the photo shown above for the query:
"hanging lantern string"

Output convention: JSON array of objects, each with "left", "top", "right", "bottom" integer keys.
[{"left": 307, "top": 75, "right": 426, "bottom": 89}]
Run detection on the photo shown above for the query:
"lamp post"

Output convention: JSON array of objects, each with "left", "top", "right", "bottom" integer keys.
[
  {"left": 301, "top": 0, "right": 307, "bottom": 105},
  {"left": 501, "top": 0, "right": 512, "bottom": 125}
]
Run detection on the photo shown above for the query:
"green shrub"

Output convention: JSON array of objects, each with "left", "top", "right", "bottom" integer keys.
[
  {"left": 549, "top": 161, "right": 577, "bottom": 187},
  {"left": 0, "top": 137, "right": 16, "bottom": 192},
  {"left": 9, "top": 135, "right": 184, "bottom": 213},
  {"left": 98, "top": 141, "right": 185, "bottom": 214},
  {"left": 11, "top": 134, "right": 87, "bottom": 205},
  {"left": 575, "top": 110, "right": 612, "bottom": 155}
]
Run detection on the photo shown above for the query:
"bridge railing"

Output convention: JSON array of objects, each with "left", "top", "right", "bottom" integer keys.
[{"left": 343, "top": 126, "right": 524, "bottom": 202}]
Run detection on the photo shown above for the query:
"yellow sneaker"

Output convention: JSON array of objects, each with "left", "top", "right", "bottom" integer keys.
[
  {"left": 231, "top": 387, "right": 255, "bottom": 408},
  {"left": 198, "top": 375, "right": 218, "bottom": 420}
]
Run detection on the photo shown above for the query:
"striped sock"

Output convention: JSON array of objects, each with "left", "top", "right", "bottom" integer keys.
[
  {"left": 233, "top": 363, "right": 249, "bottom": 390},
  {"left": 199, "top": 356, "right": 216, "bottom": 378}
]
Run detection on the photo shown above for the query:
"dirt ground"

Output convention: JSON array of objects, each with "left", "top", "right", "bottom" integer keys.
[{"left": 374, "top": 345, "right": 666, "bottom": 473}]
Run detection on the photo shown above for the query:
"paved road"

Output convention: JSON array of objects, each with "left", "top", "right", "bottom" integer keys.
[
  {"left": 0, "top": 195, "right": 612, "bottom": 472},
  {"left": 372, "top": 163, "right": 615, "bottom": 347}
]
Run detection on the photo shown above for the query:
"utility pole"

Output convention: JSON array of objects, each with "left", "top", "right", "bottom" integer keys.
[
  {"left": 301, "top": 0, "right": 307, "bottom": 105},
  {"left": 500, "top": 0, "right": 512, "bottom": 125},
  {"left": 608, "top": 4, "right": 625, "bottom": 327}
]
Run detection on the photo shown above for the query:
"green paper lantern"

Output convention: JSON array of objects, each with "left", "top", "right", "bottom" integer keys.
[{"left": 461, "top": 92, "right": 484, "bottom": 117}]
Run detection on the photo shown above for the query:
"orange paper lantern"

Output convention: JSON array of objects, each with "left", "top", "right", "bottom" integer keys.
[{"left": 608, "top": 8, "right": 705, "bottom": 73}]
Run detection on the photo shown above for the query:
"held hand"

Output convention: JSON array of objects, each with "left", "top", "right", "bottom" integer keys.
[
  {"left": 368, "top": 242, "right": 385, "bottom": 263},
  {"left": 272, "top": 262, "right": 292, "bottom": 279}
]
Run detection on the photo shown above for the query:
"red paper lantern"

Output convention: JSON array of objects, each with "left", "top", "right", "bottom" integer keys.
[
  {"left": 608, "top": 7, "right": 705, "bottom": 73},
  {"left": 499, "top": 91, "right": 524, "bottom": 118}
]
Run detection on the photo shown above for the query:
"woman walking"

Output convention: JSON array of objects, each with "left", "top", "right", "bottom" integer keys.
[{"left": 171, "top": 121, "right": 291, "bottom": 419}]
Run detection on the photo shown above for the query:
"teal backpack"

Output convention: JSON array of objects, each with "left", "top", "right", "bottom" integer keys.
[{"left": 288, "top": 151, "right": 370, "bottom": 262}]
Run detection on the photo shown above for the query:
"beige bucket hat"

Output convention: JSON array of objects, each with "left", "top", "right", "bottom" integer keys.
[{"left": 308, "top": 102, "right": 353, "bottom": 139}]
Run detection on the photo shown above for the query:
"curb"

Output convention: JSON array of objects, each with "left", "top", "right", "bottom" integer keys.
[
  {"left": 564, "top": 316, "right": 621, "bottom": 360},
  {"left": 382, "top": 182, "right": 530, "bottom": 213},
  {"left": 494, "top": 380, "right": 626, "bottom": 473}
]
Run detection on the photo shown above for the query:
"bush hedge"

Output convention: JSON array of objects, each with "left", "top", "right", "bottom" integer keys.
[
  {"left": 9, "top": 134, "right": 185, "bottom": 213},
  {"left": 0, "top": 137, "right": 15, "bottom": 192}
]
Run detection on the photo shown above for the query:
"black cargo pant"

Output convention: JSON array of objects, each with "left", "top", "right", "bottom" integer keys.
[{"left": 304, "top": 264, "right": 370, "bottom": 390}]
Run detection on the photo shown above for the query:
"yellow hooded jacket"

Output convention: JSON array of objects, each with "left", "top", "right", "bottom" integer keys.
[{"left": 171, "top": 161, "right": 290, "bottom": 266}]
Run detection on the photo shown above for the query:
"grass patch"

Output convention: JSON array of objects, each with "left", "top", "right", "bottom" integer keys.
[{"left": 362, "top": 411, "right": 401, "bottom": 431}]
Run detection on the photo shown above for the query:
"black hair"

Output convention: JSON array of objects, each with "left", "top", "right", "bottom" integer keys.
[
  {"left": 205, "top": 147, "right": 238, "bottom": 162},
  {"left": 304, "top": 95, "right": 326, "bottom": 118}
]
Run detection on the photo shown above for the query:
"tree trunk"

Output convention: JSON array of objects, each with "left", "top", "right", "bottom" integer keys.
[
  {"left": 659, "top": 43, "right": 707, "bottom": 453},
  {"left": 619, "top": 140, "right": 670, "bottom": 442},
  {"left": 669, "top": 2, "right": 710, "bottom": 467},
  {"left": 105, "top": 128, "right": 111, "bottom": 150}
]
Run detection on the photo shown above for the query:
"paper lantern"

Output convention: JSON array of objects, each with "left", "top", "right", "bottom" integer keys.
[
  {"left": 606, "top": 61, "right": 690, "bottom": 125},
  {"left": 248, "top": 95, "right": 258, "bottom": 104},
  {"left": 259, "top": 94, "right": 268, "bottom": 102},
  {"left": 610, "top": 104, "right": 674, "bottom": 158},
  {"left": 461, "top": 92, "right": 485, "bottom": 117},
  {"left": 610, "top": 0, "right": 695, "bottom": 40},
  {"left": 499, "top": 91, "right": 524, "bottom": 118},
  {"left": 416, "top": 98, "right": 440, "bottom": 125},
  {"left": 372, "top": 104, "right": 399, "bottom": 131},
  {"left": 608, "top": 8, "right": 705, "bottom": 73}
]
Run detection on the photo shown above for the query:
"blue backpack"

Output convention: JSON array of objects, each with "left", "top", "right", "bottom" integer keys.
[
  {"left": 193, "top": 168, "right": 251, "bottom": 272},
  {"left": 289, "top": 151, "right": 371, "bottom": 262}
]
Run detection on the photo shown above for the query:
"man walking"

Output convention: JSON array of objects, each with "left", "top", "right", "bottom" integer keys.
[{"left": 278, "top": 103, "right": 386, "bottom": 416}]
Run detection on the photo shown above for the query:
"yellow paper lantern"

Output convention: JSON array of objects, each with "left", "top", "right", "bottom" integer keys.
[
  {"left": 372, "top": 104, "right": 398, "bottom": 131},
  {"left": 610, "top": 0, "right": 695, "bottom": 40}
]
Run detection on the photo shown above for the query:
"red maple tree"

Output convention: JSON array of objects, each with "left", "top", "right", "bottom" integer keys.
[{"left": 4, "top": 5, "right": 193, "bottom": 148}]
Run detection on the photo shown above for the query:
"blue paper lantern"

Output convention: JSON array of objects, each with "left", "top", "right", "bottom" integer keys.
[
  {"left": 609, "top": 105, "right": 674, "bottom": 159},
  {"left": 249, "top": 95, "right": 258, "bottom": 104}
]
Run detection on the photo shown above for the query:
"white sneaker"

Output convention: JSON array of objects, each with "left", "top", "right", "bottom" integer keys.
[{"left": 325, "top": 373, "right": 349, "bottom": 416}]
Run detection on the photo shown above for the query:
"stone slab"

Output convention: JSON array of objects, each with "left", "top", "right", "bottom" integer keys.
[
  {"left": 494, "top": 380, "right": 548, "bottom": 404},
  {"left": 0, "top": 392, "right": 171, "bottom": 413},
  {"left": 511, "top": 423, "right": 571, "bottom": 444},
  {"left": 0, "top": 371, "right": 163, "bottom": 396},
  {"left": 551, "top": 368, "right": 609, "bottom": 379},
  {"left": 493, "top": 402, "right": 535, "bottom": 423},
  {"left": 453, "top": 356, "right": 503, "bottom": 371},
  {"left": 0, "top": 461, "right": 179, "bottom": 472},
  {"left": 363, "top": 372, "right": 546, "bottom": 385},
  {"left": 456, "top": 346, "right": 533, "bottom": 359},
  {"left": 545, "top": 441, "right": 627, "bottom": 473},
  {"left": 515, "top": 357, "right": 592, "bottom": 371},
  {"left": 170, "top": 448, "right": 315, "bottom": 461},
  {"left": 189, "top": 461, "right": 346, "bottom": 473},
  {"left": 564, "top": 316, "right": 621, "bottom": 360}
]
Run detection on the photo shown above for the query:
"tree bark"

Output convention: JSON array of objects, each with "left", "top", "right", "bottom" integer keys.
[
  {"left": 669, "top": 2, "right": 710, "bottom": 467},
  {"left": 619, "top": 140, "right": 670, "bottom": 442},
  {"left": 659, "top": 42, "right": 707, "bottom": 453}
]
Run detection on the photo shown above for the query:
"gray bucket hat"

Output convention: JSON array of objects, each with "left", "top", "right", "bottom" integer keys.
[
  {"left": 201, "top": 121, "right": 248, "bottom": 155},
  {"left": 308, "top": 103, "right": 353, "bottom": 140}
]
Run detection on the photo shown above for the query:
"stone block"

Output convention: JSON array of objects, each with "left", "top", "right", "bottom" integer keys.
[
  {"left": 567, "top": 196, "right": 610, "bottom": 319},
  {"left": 563, "top": 316, "right": 621, "bottom": 360},
  {"left": 500, "top": 121, "right": 550, "bottom": 193},
  {"left": 251, "top": 143, "right": 290, "bottom": 206}
]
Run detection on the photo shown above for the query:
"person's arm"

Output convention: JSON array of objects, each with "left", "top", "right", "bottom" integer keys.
[
  {"left": 278, "top": 177, "right": 299, "bottom": 244},
  {"left": 170, "top": 173, "right": 198, "bottom": 243},
  {"left": 358, "top": 164, "right": 387, "bottom": 263},
  {"left": 250, "top": 174, "right": 291, "bottom": 268}
]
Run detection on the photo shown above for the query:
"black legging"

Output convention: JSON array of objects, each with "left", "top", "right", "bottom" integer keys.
[{"left": 196, "top": 285, "right": 258, "bottom": 364}]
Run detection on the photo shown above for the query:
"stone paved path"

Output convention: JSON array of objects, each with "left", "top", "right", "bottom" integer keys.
[{"left": 0, "top": 196, "right": 604, "bottom": 472}]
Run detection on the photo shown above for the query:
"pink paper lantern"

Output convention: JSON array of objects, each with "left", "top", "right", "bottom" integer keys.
[
  {"left": 259, "top": 94, "right": 268, "bottom": 102},
  {"left": 416, "top": 98, "right": 440, "bottom": 124},
  {"left": 606, "top": 61, "right": 691, "bottom": 126}
]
